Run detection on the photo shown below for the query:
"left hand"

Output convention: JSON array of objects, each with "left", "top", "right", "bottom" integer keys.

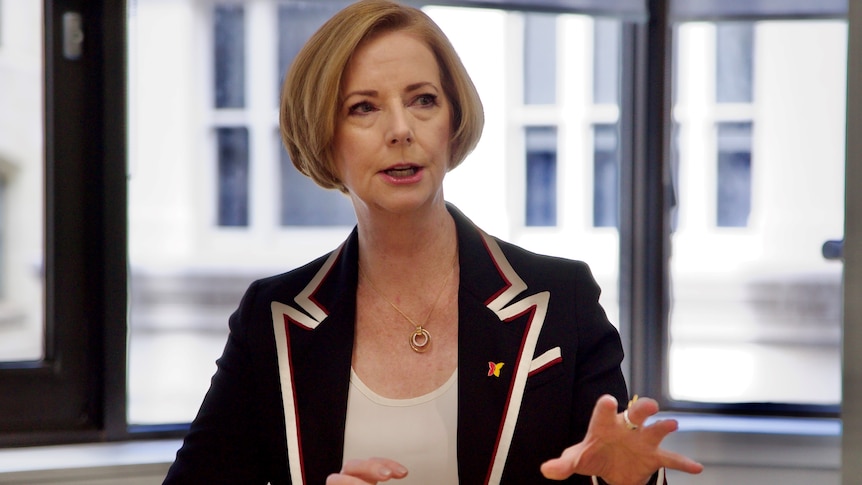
[
  {"left": 325, "top": 457, "right": 409, "bottom": 484},
  {"left": 540, "top": 394, "right": 703, "bottom": 484}
]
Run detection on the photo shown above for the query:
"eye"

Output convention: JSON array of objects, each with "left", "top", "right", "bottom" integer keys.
[
  {"left": 413, "top": 93, "right": 438, "bottom": 107},
  {"left": 348, "top": 101, "right": 376, "bottom": 115}
]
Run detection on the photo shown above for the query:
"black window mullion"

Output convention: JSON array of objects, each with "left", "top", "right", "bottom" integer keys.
[
  {"left": 98, "top": 0, "right": 130, "bottom": 442},
  {"left": 618, "top": 0, "right": 672, "bottom": 400}
]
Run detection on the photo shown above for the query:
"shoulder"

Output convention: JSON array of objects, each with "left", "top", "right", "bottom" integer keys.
[
  {"left": 229, "top": 247, "right": 346, "bottom": 325},
  {"left": 492, "top": 236, "right": 599, "bottom": 294},
  {"left": 449, "top": 203, "right": 597, "bottom": 288}
]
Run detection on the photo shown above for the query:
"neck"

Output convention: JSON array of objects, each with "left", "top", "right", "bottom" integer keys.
[{"left": 356, "top": 201, "right": 457, "bottom": 283}]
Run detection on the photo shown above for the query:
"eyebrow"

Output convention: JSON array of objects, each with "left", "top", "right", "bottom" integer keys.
[{"left": 342, "top": 82, "right": 439, "bottom": 101}]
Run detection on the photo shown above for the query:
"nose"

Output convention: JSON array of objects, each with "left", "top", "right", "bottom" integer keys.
[{"left": 386, "top": 107, "right": 413, "bottom": 146}]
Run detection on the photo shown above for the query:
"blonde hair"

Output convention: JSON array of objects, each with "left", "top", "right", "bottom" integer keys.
[{"left": 280, "top": 0, "right": 484, "bottom": 192}]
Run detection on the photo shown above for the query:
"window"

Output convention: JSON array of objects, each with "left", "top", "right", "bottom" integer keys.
[
  {"left": 213, "top": 5, "right": 245, "bottom": 110},
  {"left": 280, "top": 150, "right": 355, "bottom": 226},
  {"left": 217, "top": 127, "right": 250, "bottom": 226},
  {"left": 667, "top": 19, "right": 845, "bottom": 408},
  {"left": 716, "top": 121, "right": 752, "bottom": 228},
  {"left": 1, "top": 0, "right": 854, "bottom": 451},
  {"left": 593, "top": 124, "right": 619, "bottom": 228},
  {"left": 525, "top": 126, "right": 558, "bottom": 226},
  {"left": 523, "top": 13, "right": 557, "bottom": 106}
]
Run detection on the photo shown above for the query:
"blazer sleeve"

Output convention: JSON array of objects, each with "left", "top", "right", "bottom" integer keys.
[
  {"left": 163, "top": 281, "right": 284, "bottom": 484},
  {"left": 570, "top": 262, "right": 628, "bottom": 441},
  {"left": 570, "top": 264, "right": 668, "bottom": 485}
]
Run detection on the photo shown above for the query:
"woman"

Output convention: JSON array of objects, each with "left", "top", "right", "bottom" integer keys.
[{"left": 164, "top": 1, "right": 703, "bottom": 484}]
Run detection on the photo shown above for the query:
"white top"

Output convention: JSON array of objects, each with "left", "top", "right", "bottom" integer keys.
[{"left": 343, "top": 368, "right": 459, "bottom": 484}]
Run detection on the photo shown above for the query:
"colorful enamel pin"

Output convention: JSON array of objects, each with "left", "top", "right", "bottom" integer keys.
[{"left": 488, "top": 362, "right": 504, "bottom": 377}]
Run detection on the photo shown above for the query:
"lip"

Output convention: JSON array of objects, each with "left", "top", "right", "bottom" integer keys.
[{"left": 379, "top": 163, "right": 424, "bottom": 184}]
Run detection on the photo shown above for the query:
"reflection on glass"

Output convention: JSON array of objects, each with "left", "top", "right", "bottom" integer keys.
[
  {"left": 525, "top": 127, "right": 557, "bottom": 227},
  {"left": 669, "top": 21, "right": 845, "bottom": 405},
  {"left": 0, "top": 1, "right": 44, "bottom": 362}
]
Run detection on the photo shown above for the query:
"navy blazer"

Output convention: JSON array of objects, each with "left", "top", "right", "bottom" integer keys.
[{"left": 165, "top": 204, "right": 652, "bottom": 484}]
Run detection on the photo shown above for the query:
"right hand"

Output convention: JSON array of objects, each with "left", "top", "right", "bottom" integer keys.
[{"left": 325, "top": 457, "right": 409, "bottom": 484}]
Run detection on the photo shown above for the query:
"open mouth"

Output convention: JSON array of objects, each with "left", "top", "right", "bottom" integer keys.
[{"left": 384, "top": 166, "right": 419, "bottom": 178}]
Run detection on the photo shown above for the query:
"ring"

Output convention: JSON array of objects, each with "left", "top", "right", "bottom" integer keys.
[{"left": 623, "top": 409, "right": 639, "bottom": 431}]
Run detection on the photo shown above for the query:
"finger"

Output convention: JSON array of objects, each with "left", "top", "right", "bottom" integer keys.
[
  {"left": 592, "top": 394, "right": 621, "bottom": 427},
  {"left": 326, "top": 474, "right": 369, "bottom": 485},
  {"left": 539, "top": 444, "right": 583, "bottom": 480},
  {"left": 624, "top": 396, "right": 659, "bottom": 427},
  {"left": 657, "top": 449, "right": 705, "bottom": 475},
  {"left": 338, "top": 458, "right": 408, "bottom": 482}
]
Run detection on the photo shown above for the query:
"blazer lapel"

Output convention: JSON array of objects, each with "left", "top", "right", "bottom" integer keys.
[
  {"left": 272, "top": 233, "right": 360, "bottom": 485},
  {"left": 453, "top": 207, "right": 551, "bottom": 485}
]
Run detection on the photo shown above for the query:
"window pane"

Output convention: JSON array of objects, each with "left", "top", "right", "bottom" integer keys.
[
  {"left": 214, "top": 5, "right": 245, "bottom": 109},
  {"left": 593, "top": 124, "right": 619, "bottom": 228},
  {"left": 217, "top": 127, "right": 250, "bottom": 227},
  {"left": 525, "top": 126, "right": 558, "bottom": 226},
  {"left": 716, "top": 23, "right": 753, "bottom": 103},
  {"left": 593, "top": 19, "right": 620, "bottom": 105},
  {"left": 524, "top": 13, "right": 557, "bottom": 105},
  {"left": 716, "top": 122, "right": 752, "bottom": 227},
  {"left": 669, "top": 21, "right": 845, "bottom": 405},
  {"left": 0, "top": 0, "right": 44, "bottom": 362},
  {"left": 280, "top": 145, "right": 355, "bottom": 226},
  {"left": 277, "top": 3, "right": 344, "bottom": 100}
]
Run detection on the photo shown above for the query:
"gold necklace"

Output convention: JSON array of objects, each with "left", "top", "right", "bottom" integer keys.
[{"left": 358, "top": 251, "right": 458, "bottom": 353}]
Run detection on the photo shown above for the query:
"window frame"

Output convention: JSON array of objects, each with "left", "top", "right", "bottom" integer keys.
[
  {"left": 625, "top": 0, "right": 847, "bottom": 419},
  {"left": 0, "top": 0, "right": 130, "bottom": 446}
]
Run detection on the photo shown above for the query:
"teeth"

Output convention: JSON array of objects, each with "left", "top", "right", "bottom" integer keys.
[{"left": 387, "top": 167, "right": 416, "bottom": 177}]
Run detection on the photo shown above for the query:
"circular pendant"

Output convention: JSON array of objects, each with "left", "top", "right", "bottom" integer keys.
[{"left": 410, "top": 327, "right": 431, "bottom": 353}]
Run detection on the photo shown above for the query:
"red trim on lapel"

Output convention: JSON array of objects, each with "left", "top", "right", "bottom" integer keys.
[
  {"left": 528, "top": 356, "right": 562, "bottom": 377},
  {"left": 479, "top": 232, "right": 513, "bottom": 306},
  {"left": 283, "top": 314, "right": 308, "bottom": 485}
]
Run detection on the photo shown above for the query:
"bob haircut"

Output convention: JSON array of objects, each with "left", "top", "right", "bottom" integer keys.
[{"left": 280, "top": 0, "right": 485, "bottom": 192}]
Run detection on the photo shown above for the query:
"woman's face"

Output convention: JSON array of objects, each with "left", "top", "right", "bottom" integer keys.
[{"left": 333, "top": 29, "right": 452, "bottom": 217}]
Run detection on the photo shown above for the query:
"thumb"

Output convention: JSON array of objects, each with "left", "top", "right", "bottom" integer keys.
[{"left": 540, "top": 444, "right": 584, "bottom": 480}]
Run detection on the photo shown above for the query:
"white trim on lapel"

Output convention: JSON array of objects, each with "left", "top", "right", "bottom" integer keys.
[
  {"left": 271, "top": 305, "right": 305, "bottom": 485},
  {"left": 482, "top": 232, "right": 528, "bottom": 313},
  {"left": 529, "top": 346, "right": 562, "bottom": 375},
  {"left": 294, "top": 245, "right": 342, "bottom": 326},
  {"left": 270, "top": 246, "right": 342, "bottom": 485},
  {"left": 480, "top": 233, "right": 551, "bottom": 485}
]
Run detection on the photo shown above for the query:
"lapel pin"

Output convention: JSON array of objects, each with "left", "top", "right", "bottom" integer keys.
[{"left": 488, "top": 361, "right": 504, "bottom": 377}]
